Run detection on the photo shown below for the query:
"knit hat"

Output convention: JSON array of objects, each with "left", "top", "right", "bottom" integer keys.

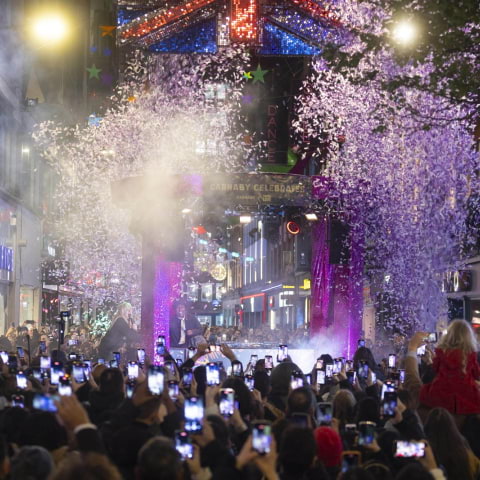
[{"left": 314, "top": 426, "right": 343, "bottom": 468}]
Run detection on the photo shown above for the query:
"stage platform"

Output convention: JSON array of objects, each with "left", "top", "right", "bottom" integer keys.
[{"left": 170, "top": 347, "right": 316, "bottom": 374}]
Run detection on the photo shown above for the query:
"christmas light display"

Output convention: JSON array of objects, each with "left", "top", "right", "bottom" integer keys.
[{"left": 117, "top": 0, "right": 339, "bottom": 54}]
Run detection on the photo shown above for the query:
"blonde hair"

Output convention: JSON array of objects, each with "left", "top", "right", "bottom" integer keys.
[{"left": 438, "top": 319, "right": 478, "bottom": 354}]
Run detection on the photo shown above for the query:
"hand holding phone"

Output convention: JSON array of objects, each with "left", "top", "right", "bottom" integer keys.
[
  {"left": 252, "top": 421, "right": 272, "bottom": 455},
  {"left": 148, "top": 365, "right": 164, "bottom": 396},
  {"left": 185, "top": 396, "right": 204, "bottom": 433},
  {"left": 219, "top": 388, "right": 235, "bottom": 417}
]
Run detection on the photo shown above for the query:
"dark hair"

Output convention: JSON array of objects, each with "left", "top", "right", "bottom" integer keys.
[
  {"left": 99, "top": 368, "right": 125, "bottom": 396},
  {"left": 19, "top": 412, "right": 67, "bottom": 451},
  {"left": 353, "top": 347, "right": 376, "bottom": 371},
  {"left": 339, "top": 467, "right": 374, "bottom": 479},
  {"left": 221, "top": 377, "right": 254, "bottom": 418},
  {"left": 10, "top": 445, "right": 53, "bottom": 480},
  {"left": 279, "top": 427, "right": 316, "bottom": 476},
  {"left": 0, "top": 407, "right": 29, "bottom": 445},
  {"left": 137, "top": 437, "right": 183, "bottom": 480},
  {"left": 395, "top": 463, "right": 432, "bottom": 480},
  {"left": 253, "top": 370, "right": 270, "bottom": 398},
  {"left": 355, "top": 397, "right": 380, "bottom": 425},
  {"left": 287, "top": 387, "right": 314, "bottom": 415},
  {"left": 424, "top": 407, "right": 473, "bottom": 480},
  {"left": 193, "top": 365, "right": 206, "bottom": 396},
  {"left": 50, "top": 452, "right": 122, "bottom": 480}
]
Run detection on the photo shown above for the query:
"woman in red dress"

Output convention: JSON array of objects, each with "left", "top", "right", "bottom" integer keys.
[{"left": 420, "top": 319, "right": 480, "bottom": 415}]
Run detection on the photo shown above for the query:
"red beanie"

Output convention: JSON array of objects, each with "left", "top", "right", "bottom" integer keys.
[{"left": 314, "top": 426, "right": 343, "bottom": 468}]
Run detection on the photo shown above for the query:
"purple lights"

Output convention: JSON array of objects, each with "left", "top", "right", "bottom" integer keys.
[{"left": 152, "top": 259, "right": 182, "bottom": 352}]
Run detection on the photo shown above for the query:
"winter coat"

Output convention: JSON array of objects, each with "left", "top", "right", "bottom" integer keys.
[{"left": 419, "top": 348, "right": 480, "bottom": 415}]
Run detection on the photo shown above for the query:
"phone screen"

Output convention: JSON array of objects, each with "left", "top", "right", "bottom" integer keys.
[
  {"left": 316, "top": 359, "right": 324, "bottom": 369},
  {"left": 427, "top": 332, "right": 438, "bottom": 343},
  {"left": 358, "top": 339, "right": 366, "bottom": 347},
  {"left": 40, "top": 356, "right": 51, "bottom": 370},
  {"left": 290, "top": 373, "right": 304, "bottom": 390},
  {"left": 156, "top": 343, "right": 166, "bottom": 356},
  {"left": 182, "top": 370, "right": 193, "bottom": 386},
  {"left": 0, "top": 351, "right": 7, "bottom": 364},
  {"left": 128, "top": 362, "right": 139, "bottom": 379},
  {"left": 277, "top": 345, "right": 288, "bottom": 362},
  {"left": 175, "top": 431, "right": 194, "bottom": 459},
  {"left": 342, "top": 452, "right": 360, "bottom": 472},
  {"left": 73, "top": 365, "right": 85, "bottom": 383},
  {"left": 399, "top": 369, "right": 405, "bottom": 383},
  {"left": 417, "top": 345, "right": 426, "bottom": 356},
  {"left": 358, "top": 422, "right": 376, "bottom": 446},
  {"left": 50, "top": 364, "right": 64, "bottom": 385},
  {"left": 137, "top": 349, "right": 146, "bottom": 363},
  {"left": 188, "top": 347, "right": 196, "bottom": 359},
  {"left": 316, "top": 369, "right": 326, "bottom": 386},
  {"left": 16, "top": 372, "right": 27, "bottom": 389},
  {"left": 39, "top": 341, "right": 46, "bottom": 353},
  {"left": 33, "top": 393, "right": 59, "bottom": 412},
  {"left": 168, "top": 381, "right": 179, "bottom": 399},
  {"left": 325, "top": 364, "right": 333, "bottom": 378},
  {"left": 232, "top": 361, "right": 242, "bottom": 376},
  {"left": 252, "top": 423, "right": 272, "bottom": 454},
  {"left": 388, "top": 354, "right": 396, "bottom": 369},
  {"left": 219, "top": 388, "right": 235, "bottom": 417},
  {"left": 11, "top": 395, "right": 24, "bottom": 408},
  {"left": 16, "top": 347, "right": 24, "bottom": 359},
  {"left": 148, "top": 366, "right": 164, "bottom": 395},
  {"left": 347, "top": 370, "right": 356, "bottom": 384},
  {"left": 250, "top": 355, "right": 258, "bottom": 366},
  {"left": 394, "top": 441, "right": 426, "bottom": 458},
  {"left": 317, "top": 403, "right": 333, "bottom": 425},
  {"left": 358, "top": 361, "right": 369, "bottom": 379},
  {"left": 265, "top": 356, "right": 273, "bottom": 369},
  {"left": 126, "top": 381, "right": 135, "bottom": 399},
  {"left": 245, "top": 375, "right": 254, "bottom": 391},
  {"left": 59, "top": 377, "right": 72, "bottom": 396},
  {"left": 383, "top": 392, "right": 397, "bottom": 417},
  {"left": 157, "top": 335, "right": 166, "bottom": 346},
  {"left": 206, "top": 363, "right": 220, "bottom": 385},
  {"left": 185, "top": 397, "right": 204, "bottom": 433}
]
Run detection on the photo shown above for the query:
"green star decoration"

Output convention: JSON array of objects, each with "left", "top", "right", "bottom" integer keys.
[
  {"left": 243, "top": 71, "right": 252, "bottom": 80},
  {"left": 251, "top": 64, "right": 268, "bottom": 84},
  {"left": 86, "top": 64, "right": 102, "bottom": 79}
]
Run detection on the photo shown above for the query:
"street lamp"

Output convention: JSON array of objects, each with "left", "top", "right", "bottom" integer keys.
[
  {"left": 30, "top": 13, "right": 69, "bottom": 47},
  {"left": 392, "top": 19, "right": 418, "bottom": 46}
]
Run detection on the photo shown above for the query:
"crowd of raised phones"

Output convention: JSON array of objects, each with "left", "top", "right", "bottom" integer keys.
[{"left": 0, "top": 319, "right": 479, "bottom": 480}]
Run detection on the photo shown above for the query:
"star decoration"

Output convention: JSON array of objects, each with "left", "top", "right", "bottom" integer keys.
[
  {"left": 251, "top": 64, "right": 268, "bottom": 84},
  {"left": 86, "top": 64, "right": 102, "bottom": 80},
  {"left": 100, "top": 25, "right": 116, "bottom": 37},
  {"left": 242, "top": 71, "right": 252, "bottom": 80},
  {"left": 127, "top": 96, "right": 137, "bottom": 103},
  {"left": 86, "top": 65, "right": 102, "bottom": 79}
]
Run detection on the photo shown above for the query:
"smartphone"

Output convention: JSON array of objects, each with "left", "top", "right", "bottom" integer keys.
[
  {"left": 345, "top": 424, "right": 357, "bottom": 433},
  {"left": 346, "top": 360, "right": 353, "bottom": 371},
  {"left": 390, "top": 372, "right": 400, "bottom": 387},
  {"left": 381, "top": 381, "right": 396, "bottom": 400},
  {"left": 250, "top": 354, "right": 258, "bottom": 367},
  {"left": 399, "top": 369, "right": 406, "bottom": 383},
  {"left": 265, "top": 355, "right": 273, "bottom": 369},
  {"left": 388, "top": 354, "right": 396, "bottom": 369},
  {"left": 175, "top": 431, "right": 194, "bottom": 460},
  {"left": 245, "top": 374, "right": 254, "bottom": 391},
  {"left": 184, "top": 396, "right": 204, "bottom": 433},
  {"left": 219, "top": 388, "right": 235, "bottom": 417},
  {"left": 277, "top": 344, "right": 288, "bottom": 362},
  {"left": 188, "top": 347, "right": 196, "bottom": 359},
  {"left": 112, "top": 352, "right": 121, "bottom": 365},
  {"left": 358, "top": 361, "right": 369, "bottom": 379},
  {"left": 290, "top": 371, "right": 304, "bottom": 390},
  {"left": 16, "top": 371, "right": 27, "bottom": 390},
  {"left": 164, "top": 361, "right": 176, "bottom": 375},
  {"left": 148, "top": 365, "right": 164, "bottom": 395},
  {"left": 341, "top": 451, "right": 361, "bottom": 472},
  {"left": 416, "top": 345, "right": 426, "bottom": 356},
  {"left": 206, "top": 362, "right": 220, "bottom": 386},
  {"left": 128, "top": 361, "right": 139, "bottom": 380},
  {"left": 394, "top": 440, "right": 426, "bottom": 458},
  {"left": 382, "top": 391, "right": 398, "bottom": 417},
  {"left": 59, "top": 376, "right": 72, "bottom": 396},
  {"left": 316, "top": 369, "right": 326, "bottom": 386},
  {"left": 358, "top": 339, "right": 366, "bottom": 347},
  {"left": 346, "top": 370, "right": 356, "bottom": 384},
  {"left": 334, "top": 358, "right": 343, "bottom": 374},
  {"left": 427, "top": 332, "right": 438, "bottom": 343},
  {"left": 0, "top": 351, "right": 8, "bottom": 364},
  {"left": 50, "top": 362, "right": 64, "bottom": 385},
  {"left": 252, "top": 421, "right": 272, "bottom": 455},
  {"left": 290, "top": 413, "right": 309, "bottom": 428},
  {"left": 11, "top": 394, "right": 24, "bottom": 408},
  {"left": 32, "top": 368, "right": 41, "bottom": 380},
  {"left": 16, "top": 347, "right": 25, "bottom": 359},
  {"left": 68, "top": 339, "right": 78, "bottom": 346},
  {"left": 157, "top": 335, "right": 166, "bottom": 346},
  {"left": 126, "top": 380, "right": 135, "bottom": 399},
  {"left": 176, "top": 358, "right": 183, "bottom": 368},
  {"left": 97, "top": 358, "right": 105, "bottom": 365},
  {"left": 72, "top": 364, "right": 85, "bottom": 383},
  {"left": 39, "top": 341, "right": 47, "bottom": 354},
  {"left": 69, "top": 353, "right": 78, "bottom": 361},
  {"left": 317, "top": 402, "right": 333, "bottom": 425},
  {"left": 8, "top": 355, "right": 17, "bottom": 369},
  {"left": 168, "top": 380, "right": 179, "bottom": 400},
  {"left": 182, "top": 369, "right": 193, "bottom": 387},
  {"left": 231, "top": 360, "right": 243, "bottom": 377},
  {"left": 316, "top": 359, "right": 324, "bottom": 369},
  {"left": 109, "top": 359, "right": 119, "bottom": 369},
  {"left": 305, "top": 374, "right": 312, "bottom": 385},
  {"left": 358, "top": 421, "right": 376, "bottom": 446},
  {"left": 137, "top": 348, "right": 146, "bottom": 364},
  {"left": 40, "top": 356, "right": 51, "bottom": 370},
  {"left": 325, "top": 363, "right": 334, "bottom": 378},
  {"left": 33, "top": 393, "right": 59, "bottom": 412},
  {"left": 156, "top": 343, "right": 166, "bottom": 356}
]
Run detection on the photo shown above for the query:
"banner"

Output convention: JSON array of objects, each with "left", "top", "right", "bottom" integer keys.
[{"left": 203, "top": 173, "right": 311, "bottom": 206}]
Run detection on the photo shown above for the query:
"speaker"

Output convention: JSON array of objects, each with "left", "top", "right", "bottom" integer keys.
[{"left": 329, "top": 220, "right": 350, "bottom": 265}]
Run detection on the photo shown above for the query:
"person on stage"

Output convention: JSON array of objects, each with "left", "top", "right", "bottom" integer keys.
[{"left": 169, "top": 302, "right": 203, "bottom": 348}]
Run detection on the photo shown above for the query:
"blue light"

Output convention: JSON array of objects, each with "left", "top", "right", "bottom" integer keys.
[
  {"left": 231, "top": 252, "right": 240, "bottom": 258},
  {"left": 148, "top": 19, "right": 217, "bottom": 54},
  {"left": 259, "top": 22, "right": 321, "bottom": 56},
  {"left": 218, "top": 247, "right": 228, "bottom": 253},
  {"left": 117, "top": 9, "right": 149, "bottom": 26}
]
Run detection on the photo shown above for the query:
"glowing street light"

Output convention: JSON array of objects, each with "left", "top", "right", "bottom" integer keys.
[
  {"left": 392, "top": 19, "right": 417, "bottom": 46},
  {"left": 31, "top": 13, "right": 69, "bottom": 46}
]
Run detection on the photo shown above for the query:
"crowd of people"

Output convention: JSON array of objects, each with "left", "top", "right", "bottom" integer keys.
[{"left": 0, "top": 318, "right": 477, "bottom": 479}]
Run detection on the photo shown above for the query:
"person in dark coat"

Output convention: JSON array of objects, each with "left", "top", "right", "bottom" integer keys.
[{"left": 169, "top": 302, "right": 202, "bottom": 348}]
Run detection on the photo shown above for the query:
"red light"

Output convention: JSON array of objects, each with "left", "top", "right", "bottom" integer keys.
[
  {"left": 286, "top": 221, "right": 300, "bottom": 235},
  {"left": 230, "top": 0, "right": 259, "bottom": 43}
]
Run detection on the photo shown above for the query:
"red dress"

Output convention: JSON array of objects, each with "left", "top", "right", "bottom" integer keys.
[{"left": 419, "top": 349, "right": 480, "bottom": 415}]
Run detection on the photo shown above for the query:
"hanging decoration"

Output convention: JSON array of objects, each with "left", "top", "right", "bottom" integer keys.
[{"left": 117, "top": 0, "right": 339, "bottom": 55}]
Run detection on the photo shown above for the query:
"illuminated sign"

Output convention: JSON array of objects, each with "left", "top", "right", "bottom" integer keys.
[{"left": 0, "top": 245, "right": 13, "bottom": 272}]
